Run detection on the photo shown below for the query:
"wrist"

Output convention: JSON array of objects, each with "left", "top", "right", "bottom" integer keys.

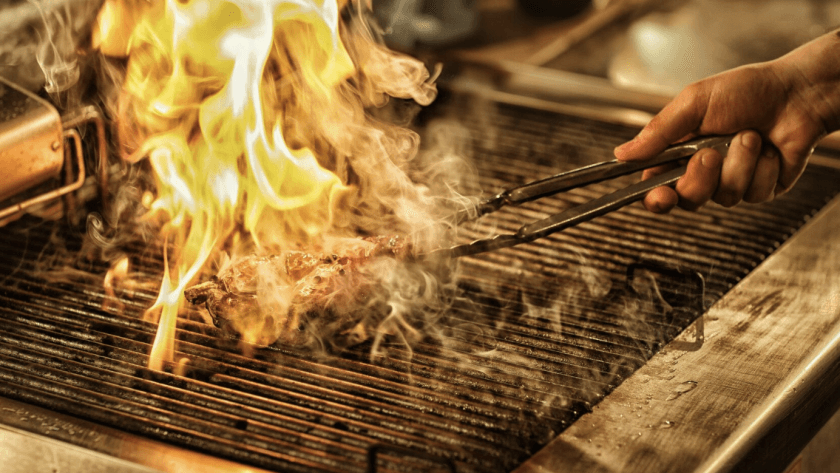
[{"left": 773, "top": 29, "right": 840, "bottom": 134}]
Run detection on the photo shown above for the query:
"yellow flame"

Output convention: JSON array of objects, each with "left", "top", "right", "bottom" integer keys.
[
  {"left": 101, "top": 0, "right": 362, "bottom": 369},
  {"left": 95, "top": 0, "right": 449, "bottom": 370}
]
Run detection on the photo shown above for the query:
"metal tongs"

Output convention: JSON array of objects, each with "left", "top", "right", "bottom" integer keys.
[{"left": 432, "top": 134, "right": 735, "bottom": 258}]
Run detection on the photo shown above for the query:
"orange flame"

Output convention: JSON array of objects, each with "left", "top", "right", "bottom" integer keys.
[{"left": 95, "top": 0, "right": 444, "bottom": 369}]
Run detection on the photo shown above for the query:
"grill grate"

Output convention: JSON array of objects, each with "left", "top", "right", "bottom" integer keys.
[{"left": 1, "top": 95, "right": 839, "bottom": 472}]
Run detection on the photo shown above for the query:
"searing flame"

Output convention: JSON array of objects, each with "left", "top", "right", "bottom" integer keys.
[{"left": 95, "top": 0, "right": 445, "bottom": 369}]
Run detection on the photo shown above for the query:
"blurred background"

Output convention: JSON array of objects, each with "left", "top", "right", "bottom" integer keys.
[
  {"left": 5, "top": 0, "right": 840, "bottom": 98},
  {"left": 374, "top": 0, "right": 840, "bottom": 95}
]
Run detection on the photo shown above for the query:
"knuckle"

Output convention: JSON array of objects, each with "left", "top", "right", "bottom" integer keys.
[
  {"left": 683, "top": 81, "right": 704, "bottom": 98},
  {"left": 682, "top": 82, "right": 708, "bottom": 109}
]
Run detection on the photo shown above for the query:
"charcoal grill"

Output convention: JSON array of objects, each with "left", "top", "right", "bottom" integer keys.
[{"left": 1, "top": 69, "right": 840, "bottom": 473}]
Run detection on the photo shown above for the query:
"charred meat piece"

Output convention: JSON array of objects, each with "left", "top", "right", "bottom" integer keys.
[{"left": 184, "top": 235, "right": 413, "bottom": 349}]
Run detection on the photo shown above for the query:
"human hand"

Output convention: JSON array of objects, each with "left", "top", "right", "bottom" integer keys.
[{"left": 614, "top": 38, "right": 840, "bottom": 213}]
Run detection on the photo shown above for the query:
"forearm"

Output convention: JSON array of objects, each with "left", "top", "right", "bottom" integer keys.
[{"left": 772, "top": 29, "right": 840, "bottom": 134}]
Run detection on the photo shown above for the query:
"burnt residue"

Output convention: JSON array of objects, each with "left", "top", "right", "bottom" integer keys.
[
  {"left": 732, "top": 289, "right": 788, "bottom": 334},
  {"left": 746, "top": 290, "right": 786, "bottom": 319}
]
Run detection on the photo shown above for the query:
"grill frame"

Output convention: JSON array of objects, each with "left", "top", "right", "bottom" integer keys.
[
  {"left": 1, "top": 69, "right": 840, "bottom": 473},
  {"left": 515, "top": 195, "right": 840, "bottom": 473}
]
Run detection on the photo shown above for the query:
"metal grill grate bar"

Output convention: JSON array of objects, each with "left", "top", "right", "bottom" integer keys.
[{"left": 0, "top": 95, "right": 838, "bottom": 472}]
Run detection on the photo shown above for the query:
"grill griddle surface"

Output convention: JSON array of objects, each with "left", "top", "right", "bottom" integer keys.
[{"left": 1, "top": 96, "right": 839, "bottom": 472}]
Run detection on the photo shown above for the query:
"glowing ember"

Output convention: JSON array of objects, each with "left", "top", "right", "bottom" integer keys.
[{"left": 94, "top": 0, "right": 462, "bottom": 369}]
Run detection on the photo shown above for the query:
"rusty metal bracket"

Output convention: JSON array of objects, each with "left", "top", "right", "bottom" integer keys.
[
  {"left": 0, "top": 84, "right": 107, "bottom": 222},
  {"left": 626, "top": 260, "right": 706, "bottom": 351},
  {"left": 366, "top": 444, "right": 456, "bottom": 473},
  {"left": 0, "top": 127, "right": 85, "bottom": 220},
  {"left": 61, "top": 105, "right": 109, "bottom": 217}
]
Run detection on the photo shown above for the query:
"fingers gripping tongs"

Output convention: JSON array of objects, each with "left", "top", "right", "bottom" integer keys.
[{"left": 433, "top": 134, "right": 735, "bottom": 258}]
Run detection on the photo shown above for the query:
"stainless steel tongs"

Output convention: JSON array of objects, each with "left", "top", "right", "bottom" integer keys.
[{"left": 432, "top": 134, "right": 735, "bottom": 258}]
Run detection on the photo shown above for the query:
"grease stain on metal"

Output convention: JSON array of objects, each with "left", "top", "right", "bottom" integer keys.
[{"left": 666, "top": 381, "right": 698, "bottom": 401}]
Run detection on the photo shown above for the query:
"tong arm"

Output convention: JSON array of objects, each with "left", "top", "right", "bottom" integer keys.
[
  {"left": 436, "top": 134, "right": 735, "bottom": 258},
  {"left": 438, "top": 167, "right": 685, "bottom": 258},
  {"left": 459, "top": 134, "right": 735, "bottom": 223}
]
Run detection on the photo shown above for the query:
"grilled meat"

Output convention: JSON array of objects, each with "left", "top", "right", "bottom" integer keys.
[{"left": 184, "top": 235, "right": 414, "bottom": 349}]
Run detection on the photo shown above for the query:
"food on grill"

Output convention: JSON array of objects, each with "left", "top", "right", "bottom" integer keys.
[{"left": 184, "top": 235, "right": 414, "bottom": 348}]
